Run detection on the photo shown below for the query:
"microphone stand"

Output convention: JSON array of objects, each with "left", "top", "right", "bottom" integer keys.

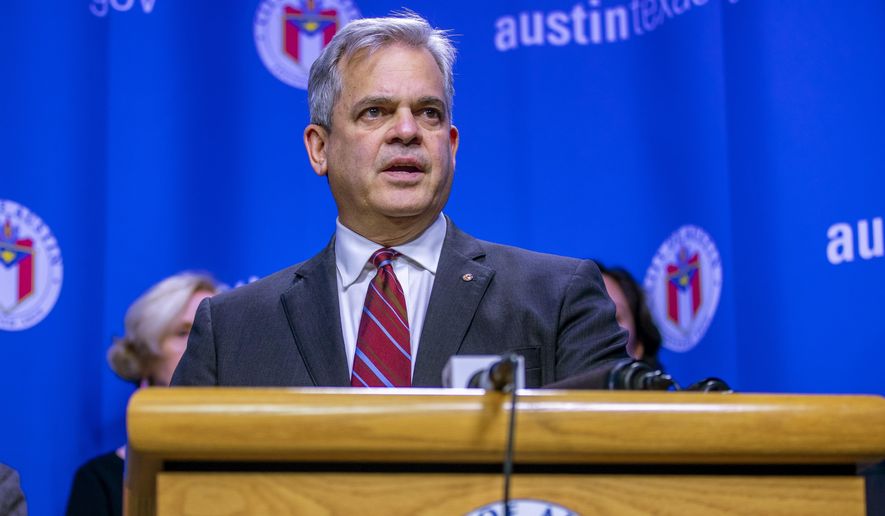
[{"left": 502, "top": 381, "right": 517, "bottom": 516}]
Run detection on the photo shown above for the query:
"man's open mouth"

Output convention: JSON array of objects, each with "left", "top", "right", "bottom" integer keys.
[
  {"left": 383, "top": 157, "right": 426, "bottom": 173},
  {"left": 384, "top": 165, "right": 423, "bottom": 173}
]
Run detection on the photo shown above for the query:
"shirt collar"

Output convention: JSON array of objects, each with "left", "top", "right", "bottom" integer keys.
[{"left": 335, "top": 213, "right": 447, "bottom": 289}]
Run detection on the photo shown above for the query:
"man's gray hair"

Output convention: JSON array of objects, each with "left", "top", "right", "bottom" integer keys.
[{"left": 307, "top": 12, "right": 456, "bottom": 129}]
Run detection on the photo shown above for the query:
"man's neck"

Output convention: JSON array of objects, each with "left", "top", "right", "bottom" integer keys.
[{"left": 339, "top": 213, "right": 439, "bottom": 247}]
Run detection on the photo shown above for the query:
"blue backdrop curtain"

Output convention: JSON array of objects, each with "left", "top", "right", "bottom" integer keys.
[{"left": 2, "top": 1, "right": 883, "bottom": 514}]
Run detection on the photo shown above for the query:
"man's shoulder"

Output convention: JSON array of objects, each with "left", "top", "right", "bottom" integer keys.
[
  {"left": 453, "top": 227, "right": 589, "bottom": 276},
  {"left": 0, "top": 463, "right": 26, "bottom": 516},
  {"left": 209, "top": 247, "right": 331, "bottom": 311},
  {"left": 480, "top": 238, "right": 583, "bottom": 266},
  {"left": 212, "top": 262, "right": 296, "bottom": 304}
]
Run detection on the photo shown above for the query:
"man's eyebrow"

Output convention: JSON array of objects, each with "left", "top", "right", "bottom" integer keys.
[
  {"left": 351, "top": 96, "right": 394, "bottom": 114},
  {"left": 416, "top": 96, "right": 446, "bottom": 108}
]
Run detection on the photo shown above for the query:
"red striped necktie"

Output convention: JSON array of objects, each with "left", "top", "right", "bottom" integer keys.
[{"left": 351, "top": 248, "right": 412, "bottom": 387}]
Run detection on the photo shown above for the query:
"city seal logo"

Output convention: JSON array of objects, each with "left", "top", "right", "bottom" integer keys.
[
  {"left": 467, "top": 499, "right": 577, "bottom": 516},
  {"left": 0, "top": 199, "right": 64, "bottom": 331},
  {"left": 254, "top": 0, "right": 361, "bottom": 89},
  {"left": 644, "top": 225, "right": 722, "bottom": 352}
]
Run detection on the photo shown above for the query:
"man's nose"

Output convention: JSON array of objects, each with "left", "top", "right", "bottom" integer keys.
[{"left": 387, "top": 108, "right": 420, "bottom": 145}]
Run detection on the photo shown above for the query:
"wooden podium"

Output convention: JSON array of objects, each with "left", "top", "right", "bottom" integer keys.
[{"left": 125, "top": 388, "right": 885, "bottom": 515}]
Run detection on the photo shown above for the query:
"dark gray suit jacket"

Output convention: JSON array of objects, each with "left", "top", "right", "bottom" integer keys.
[
  {"left": 0, "top": 464, "right": 27, "bottom": 516},
  {"left": 172, "top": 220, "right": 628, "bottom": 388}
]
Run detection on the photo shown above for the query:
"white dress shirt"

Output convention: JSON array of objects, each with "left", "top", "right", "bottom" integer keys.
[{"left": 335, "top": 213, "right": 446, "bottom": 377}]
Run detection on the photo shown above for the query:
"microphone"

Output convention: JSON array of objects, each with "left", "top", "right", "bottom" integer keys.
[
  {"left": 442, "top": 354, "right": 525, "bottom": 515},
  {"left": 686, "top": 377, "right": 733, "bottom": 392},
  {"left": 467, "top": 353, "right": 520, "bottom": 392},
  {"left": 442, "top": 354, "right": 525, "bottom": 390},
  {"left": 606, "top": 359, "right": 678, "bottom": 391}
]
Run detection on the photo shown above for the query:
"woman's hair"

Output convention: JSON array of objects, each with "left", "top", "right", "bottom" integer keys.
[
  {"left": 596, "top": 263, "right": 663, "bottom": 359},
  {"left": 106, "top": 272, "right": 221, "bottom": 383}
]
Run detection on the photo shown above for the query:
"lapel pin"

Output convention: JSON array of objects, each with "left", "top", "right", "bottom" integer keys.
[{"left": 461, "top": 273, "right": 474, "bottom": 282}]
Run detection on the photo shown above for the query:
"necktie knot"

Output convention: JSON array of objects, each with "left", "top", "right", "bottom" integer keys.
[{"left": 370, "top": 248, "right": 398, "bottom": 270}]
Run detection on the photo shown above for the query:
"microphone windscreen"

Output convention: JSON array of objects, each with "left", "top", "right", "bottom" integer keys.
[{"left": 442, "top": 355, "right": 526, "bottom": 389}]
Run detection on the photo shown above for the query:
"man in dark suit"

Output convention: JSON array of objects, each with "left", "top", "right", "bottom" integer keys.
[{"left": 172, "top": 13, "right": 627, "bottom": 389}]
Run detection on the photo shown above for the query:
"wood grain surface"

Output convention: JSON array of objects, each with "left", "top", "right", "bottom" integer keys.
[
  {"left": 128, "top": 388, "right": 885, "bottom": 464},
  {"left": 156, "top": 472, "right": 865, "bottom": 516},
  {"left": 125, "top": 389, "right": 885, "bottom": 515}
]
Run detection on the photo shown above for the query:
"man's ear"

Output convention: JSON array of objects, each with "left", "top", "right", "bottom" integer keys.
[
  {"left": 449, "top": 124, "right": 460, "bottom": 169},
  {"left": 304, "top": 124, "right": 330, "bottom": 176}
]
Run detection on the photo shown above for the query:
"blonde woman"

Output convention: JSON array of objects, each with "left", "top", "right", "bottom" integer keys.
[{"left": 66, "top": 272, "right": 222, "bottom": 516}]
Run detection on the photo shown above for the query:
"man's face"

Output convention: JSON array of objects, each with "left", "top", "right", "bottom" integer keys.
[{"left": 305, "top": 44, "right": 459, "bottom": 242}]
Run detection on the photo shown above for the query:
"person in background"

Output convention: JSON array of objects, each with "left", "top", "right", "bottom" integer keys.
[
  {"left": 597, "top": 263, "right": 664, "bottom": 371},
  {"left": 65, "top": 272, "right": 222, "bottom": 516}
]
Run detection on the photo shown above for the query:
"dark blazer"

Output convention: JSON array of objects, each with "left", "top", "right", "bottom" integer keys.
[{"left": 172, "top": 220, "right": 628, "bottom": 388}]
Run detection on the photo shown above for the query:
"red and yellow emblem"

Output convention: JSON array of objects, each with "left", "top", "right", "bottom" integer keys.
[{"left": 0, "top": 218, "right": 35, "bottom": 308}]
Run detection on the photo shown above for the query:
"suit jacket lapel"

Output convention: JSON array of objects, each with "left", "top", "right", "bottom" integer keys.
[
  {"left": 280, "top": 240, "right": 350, "bottom": 387},
  {"left": 412, "top": 221, "right": 494, "bottom": 386}
]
